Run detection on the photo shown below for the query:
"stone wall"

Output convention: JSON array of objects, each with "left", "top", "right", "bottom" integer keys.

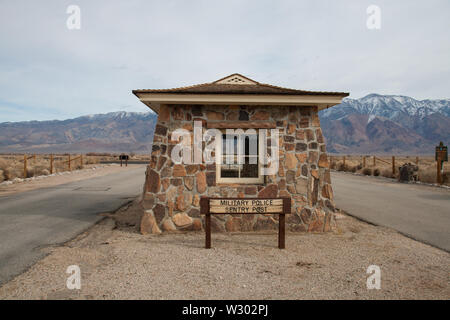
[{"left": 140, "top": 104, "right": 336, "bottom": 234}]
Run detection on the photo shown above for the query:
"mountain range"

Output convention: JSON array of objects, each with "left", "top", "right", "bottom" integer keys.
[
  {"left": 0, "top": 112, "right": 157, "bottom": 154},
  {"left": 0, "top": 94, "right": 448, "bottom": 154},
  {"left": 319, "top": 94, "right": 449, "bottom": 154}
]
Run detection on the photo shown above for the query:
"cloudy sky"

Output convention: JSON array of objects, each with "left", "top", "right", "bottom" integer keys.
[{"left": 0, "top": 0, "right": 449, "bottom": 122}]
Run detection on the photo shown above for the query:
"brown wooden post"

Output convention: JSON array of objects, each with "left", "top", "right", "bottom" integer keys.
[
  {"left": 205, "top": 213, "right": 211, "bottom": 249},
  {"left": 278, "top": 214, "right": 285, "bottom": 249},
  {"left": 68, "top": 154, "right": 71, "bottom": 171},
  {"left": 200, "top": 197, "right": 211, "bottom": 249},
  {"left": 279, "top": 197, "right": 290, "bottom": 249},
  {"left": 373, "top": 156, "right": 376, "bottom": 167},
  {"left": 120, "top": 158, "right": 123, "bottom": 167},
  {"left": 416, "top": 156, "right": 419, "bottom": 165},
  {"left": 23, "top": 154, "right": 27, "bottom": 178},
  {"left": 50, "top": 154, "right": 53, "bottom": 174},
  {"left": 363, "top": 156, "right": 366, "bottom": 168},
  {"left": 392, "top": 156, "right": 396, "bottom": 176},
  {"left": 33, "top": 154, "right": 36, "bottom": 161},
  {"left": 343, "top": 156, "right": 346, "bottom": 166},
  {"left": 80, "top": 154, "right": 83, "bottom": 169},
  {"left": 437, "top": 156, "right": 442, "bottom": 185},
  {"left": 126, "top": 157, "right": 128, "bottom": 167}
]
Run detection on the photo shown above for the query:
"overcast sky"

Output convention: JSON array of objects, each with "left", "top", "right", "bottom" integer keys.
[{"left": 0, "top": 0, "right": 449, "bottom": 122}]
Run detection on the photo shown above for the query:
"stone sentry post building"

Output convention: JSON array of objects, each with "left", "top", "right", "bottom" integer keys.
[{"left": 133, "top": 74, "right": 348, "bottom": 234}]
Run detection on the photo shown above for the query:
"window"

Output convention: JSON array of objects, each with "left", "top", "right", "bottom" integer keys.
[{"left": 216, "top": 129, "right": 264, "bottom": 184}]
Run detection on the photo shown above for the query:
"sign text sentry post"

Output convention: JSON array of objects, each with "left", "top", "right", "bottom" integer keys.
[{"left": 201, "top": 197, "right": 291, "bottom": 249}]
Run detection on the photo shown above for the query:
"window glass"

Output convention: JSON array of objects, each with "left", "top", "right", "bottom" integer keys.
[{"left": 219, "top": 132, "right": 260, "bottom": 180}]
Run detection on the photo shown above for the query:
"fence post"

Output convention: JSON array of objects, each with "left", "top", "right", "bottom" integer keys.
[
  {"left": 24, "top": 154, "right": 27, "bottom": 178},
  {"left": 416, "top": 156, "right": 419, "bottom": 165},
  {"left": 437, "top": 156, "right": 442, "bottom": 185},
  {"left": 373, "top": 156, "right": 376, "bottom": 167},
  {"left": 392, "top": 156, "right": 396, "bottom": 176},
  {"left": 68, "top": 154, "right": 71, "bottom": 171},
  {"left": 50, "top": 154, "right": 53, "bottom": 174},
  {"left": 80, "top": 154, "right": 83, "bottom": 169},
  {"left": 343, "top": 156, "right": 346, "bottom": 166},
  {"left": 362, "top": 156, "right": 366, "bottom": 168}
]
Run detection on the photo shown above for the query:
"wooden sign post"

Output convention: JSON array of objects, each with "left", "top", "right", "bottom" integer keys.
[
  {"left": 50, "top": 154, "right": 54, "bottom": 174},
  {"left": 435, "top": 141, "right": 448, "bottom": 185},
  {"left": 200, "top": 197, "right": 291, "bottom": 249},
  {"left": 119, "top": 154, "right": 129, "bottom": 167}
]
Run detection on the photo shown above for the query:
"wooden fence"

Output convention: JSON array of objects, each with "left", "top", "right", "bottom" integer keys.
[
  {"left": 21, "top": 154, "right": 84, "bottom": 178},
  {"left": 330, "top": 155, "right": 443, "bottom": 184},
  {"left": 329, "top": 155, "right": 444, "bottom": 184}
]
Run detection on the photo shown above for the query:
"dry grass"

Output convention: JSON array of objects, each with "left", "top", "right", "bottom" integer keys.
[
  {"left": 0, "top": 154, "right": 100, "bottom": 182},
  {"left": 330, "top": 155, "right": 450, "bottom": 186},
  {"left": 0, "top": 153, "right": 151, "bottom": 182}
]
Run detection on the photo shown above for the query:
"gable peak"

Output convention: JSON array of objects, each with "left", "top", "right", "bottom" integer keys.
[{"left": 214, "top": 73, "right": 258, "bottom": 85}]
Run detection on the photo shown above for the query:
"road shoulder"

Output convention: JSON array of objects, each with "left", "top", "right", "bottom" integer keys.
[{"left": 0, "top": 164, "right": 146, "bottom": 196}]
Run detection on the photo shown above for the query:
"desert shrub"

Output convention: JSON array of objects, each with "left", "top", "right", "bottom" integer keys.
[
  {"left": 337, "top": 162, "right": 350, "bottom": 172},
  {"left": 0, "top": 170, "right": 4, "bottom": 183},
  {"left": 381, "top": 169, "right": 392, "bottom": 178},
  {"left": 0, "top": 159, "right": 9, "bottom": 171},
  {"left": 356, "top": 164, "right": 363, "bottom": 170},
  {"left": 85, "top": 157, "right": 100, "bottom": 165},
  {"left": 3, "top": 166, "right": 21, "bottom": 180},
  {"left": 350, "top": 165, "right": 358, "bottom": 173},
  {"left": 443, "top": 172, "right": 450, "bottom": 185},
  {"left": 373, "top": 168, "right": 380, "bottom": 176},
  {"left": 362, "top": 168, "right": 373, "bottom": 176},
  {"left": 418, "top": 167, "right": 436, "bottom": 184},
  {"left": 32, "top": 165, "right": 48, "bottom": 177},
  {"left": 25, "top": 168, "right": 34, "bottom": 178}
]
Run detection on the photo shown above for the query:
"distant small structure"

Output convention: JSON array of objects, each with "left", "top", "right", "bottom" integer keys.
[{"left": 119, "top": 154, "right": 129, "bottom": 167}]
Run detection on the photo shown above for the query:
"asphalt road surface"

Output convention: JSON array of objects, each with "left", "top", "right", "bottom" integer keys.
[
  {"left": 332, "top": 171, "right": 450, "bottom": 252},
  {"left": 0, "top": 165, "right": 146, "bottom": 285}
]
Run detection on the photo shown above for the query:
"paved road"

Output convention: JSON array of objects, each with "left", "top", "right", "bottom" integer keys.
[
  {"left": 332, "top": 171, "right": 450, "bottom": 252},
  {"left": 0, "top": 166, "right": 146, "bottom": 285}
]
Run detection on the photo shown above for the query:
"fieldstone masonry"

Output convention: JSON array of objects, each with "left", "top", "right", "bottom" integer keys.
[{"left": 140, "top": 104, "right": 336, "bottom": 234}]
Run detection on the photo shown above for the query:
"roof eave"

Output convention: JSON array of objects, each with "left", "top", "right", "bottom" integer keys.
[{"left": 133, "top": 92, "right": 348, "bottom": 112}]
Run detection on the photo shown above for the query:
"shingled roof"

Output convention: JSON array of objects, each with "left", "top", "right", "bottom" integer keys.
[{"left": 133, "top": 73, "right": 349, "bottom": 97}]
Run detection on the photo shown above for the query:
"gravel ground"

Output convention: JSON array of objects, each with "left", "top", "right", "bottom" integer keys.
[{"left": 0, "top": 200, "right": 448, "bottom": 300}]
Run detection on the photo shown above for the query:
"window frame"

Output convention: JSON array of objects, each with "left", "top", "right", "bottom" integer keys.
[{"left": 215, "top": 129, "right": 265, "bottom": 184}]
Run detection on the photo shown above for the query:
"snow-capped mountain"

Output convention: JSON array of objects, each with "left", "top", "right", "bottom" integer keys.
[
  {"left": 321, "top": 94, "right": 450, "bottom": 120},
  {"left": 0, "top": 95, "right": 448, "bottom": 155},
  {"left": 319, "top": 94, "right": 450, "bottom": 154},
  {"left": 0, "top": 111, "right": 157, "bottom": 154}
]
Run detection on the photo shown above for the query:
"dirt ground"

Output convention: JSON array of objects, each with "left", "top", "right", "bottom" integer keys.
[
  {"left": 0, "top": 164, "right": 139, "bottom": 196},
  {"left": 0, "top": 199, "right": 448, "bottom": 300}
]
